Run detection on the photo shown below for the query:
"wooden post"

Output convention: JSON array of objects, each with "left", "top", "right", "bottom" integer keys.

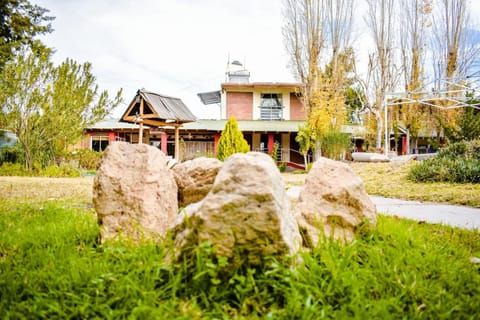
[
  {"left": 174, "top": 125, "right": 180, "bottom": 161},
  {"left": 138, "top": 98, "right": 144, "bottom": 144}
]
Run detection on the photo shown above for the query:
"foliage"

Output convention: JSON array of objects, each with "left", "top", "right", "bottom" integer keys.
[
  {"left": 0, "top": 142, "right": 24, "bottom": 165},
  {"left": 320, "top": 130, "right": 352, "bottom": 160},
  {"left": 0, "top": 196, "right": 479, "bottom": 318},
  {"left": 439, "top": 106, "right": 480, "bottom": 142},
  {"left": 0, "top": 46, "right": 123, "bottom": 170},
  {"left": 216, "top": 117, "right": 250, "bottom": 161},
  {"left": 0, "top": 0, "right": 53, "bottom": 70},
  {"left": 0, "top": 162, "right": 81, "bottom": 177},
  {"left": 408, "top": 140, "right": 480, "bottom": 183},
  {"left": 62, "top": 149, "right": 102, "bottom": 170}
]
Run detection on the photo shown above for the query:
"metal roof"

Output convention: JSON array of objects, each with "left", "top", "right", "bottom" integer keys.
[
  {"left": 197, "top": 90, "right": 221, "bottom": 105},
  {"left": 182, "top": 120, "right": 306, "bottom": 133},
  {"left": 121, "top": 89, "right": 196, "bottom": 126}
]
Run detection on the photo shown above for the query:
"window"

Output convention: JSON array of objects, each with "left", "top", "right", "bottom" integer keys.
[
  {"left": 260, "top": 93, "right": 283, "bottom": 120},
  {"left": 91, "top": 135, "right": 109, "bottom": 151}
]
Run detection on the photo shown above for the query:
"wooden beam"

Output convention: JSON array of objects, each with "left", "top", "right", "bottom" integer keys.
[{"left": 139, "top": 98, "right": 144, "bottom": 144}]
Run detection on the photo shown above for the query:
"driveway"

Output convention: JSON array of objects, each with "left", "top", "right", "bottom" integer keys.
[
  {"left": 371, "top": 196, "right": 480, "bottom": 230},
  {"left": 287, "top": 186, "right": 480, "bottom": 230}
]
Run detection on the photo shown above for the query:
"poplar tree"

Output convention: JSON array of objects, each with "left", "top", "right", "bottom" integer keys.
[{"left": 216, "top": 117, "right": 250, "bottom": 161}]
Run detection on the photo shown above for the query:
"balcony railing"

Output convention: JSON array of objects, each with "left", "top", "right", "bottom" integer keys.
[{"left": 259, "top": 106, "right": 284, "bottom": 120}]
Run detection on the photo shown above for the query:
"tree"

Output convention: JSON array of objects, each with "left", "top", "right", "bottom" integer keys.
[
  {"left": 282, "top": 0, "right": 326, "bottom": 115},
  {"left": 216, "top": 117, "right": 250, "bottom": 161},
  {"left": 397, "top": 0, "right": 431, "bottom": 151},
  {"left": 0, "top": 0, "right": 53, "bottom": 71},
  {"left": 0, "top": 46, "right": 122, "bottom": 169},
  {"left": 295, "top": 124, "right": 316, "bottom": 167},
  {"left": 363, "top": 0, "right": 400, "bottom": 150}
]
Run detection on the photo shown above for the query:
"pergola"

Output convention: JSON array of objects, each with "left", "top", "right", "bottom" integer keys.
[
  {"left": 120, "top": 89, "right": 196, "bottom": 160},
  {"left": 384, "top": 77, "right": 480, "bottom": 156}
]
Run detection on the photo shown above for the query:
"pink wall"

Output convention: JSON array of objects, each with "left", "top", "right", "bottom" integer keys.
[
  {"left": 226, "top": 92, "right": 253, "bottom": 120},
  {"left": 289, "top": 93, "right": 306, "bottom": 120}
]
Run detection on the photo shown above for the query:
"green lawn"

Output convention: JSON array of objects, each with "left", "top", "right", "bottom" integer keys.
[{"left": 0, "top": 176, "right": 479, "bottom": 318}]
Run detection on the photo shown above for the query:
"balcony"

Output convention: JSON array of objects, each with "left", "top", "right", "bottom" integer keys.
[{"left": 259, "top": 105, "right": 284, "bottom": 120}]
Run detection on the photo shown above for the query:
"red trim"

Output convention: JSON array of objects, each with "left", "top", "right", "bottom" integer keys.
[
  {"left": 161, "top": 132, "right": 168, "bottom": 155},
  {"left": 214, "top": 133, "right": 220, "bottom": 156},
  {"left": 268, "top": 134, "right": 274, "bottom": 154}
]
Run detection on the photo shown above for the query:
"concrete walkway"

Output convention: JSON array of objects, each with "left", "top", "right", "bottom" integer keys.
[
  {"left": 371, "top": 196, "right": 480, "bottom": 231},
  {"left": 286, "top": 187, "right": 480, "bottom": 230}
]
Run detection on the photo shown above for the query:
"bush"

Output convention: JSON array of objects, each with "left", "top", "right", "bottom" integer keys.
[
  {"left": 408, "top": 140, "right": 480, "bottom": 183},
  {"left": 62, "top": 149, "right": 102, "bottom": 170},
  {"left": 41, "top": 163, "right": 82, "bottom": 178},
  {"left": 0, "top": 162, "right": 29, "bottom": 176}
]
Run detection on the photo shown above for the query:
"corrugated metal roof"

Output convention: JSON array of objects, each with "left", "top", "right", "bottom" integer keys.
[
  {"left": 197, "top": 90, "right": 221, "bottom": 105},
  {"left": 121, "top": 89, "right": 196, "bottom": 125}
]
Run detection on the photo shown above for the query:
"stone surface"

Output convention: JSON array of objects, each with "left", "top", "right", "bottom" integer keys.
[
  {"left": 294, "top": 157, "right": 377, "bottom": 246},
  {"left": 93, "top": 142, "right": 178, "bottom": 243},
  {"left": 173, "top": 157, "right": 223, "bottom": 207},
  {"left": 171, "top": 152, "right": 302, "bottom": 266}
]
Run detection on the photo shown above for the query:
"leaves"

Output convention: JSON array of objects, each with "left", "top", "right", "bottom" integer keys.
[
  {"left": 217, "top": 117, "right": 250, "bottom": 161},
  {"left": 0, "top": 46, "right": 123, "bottom": 169}
]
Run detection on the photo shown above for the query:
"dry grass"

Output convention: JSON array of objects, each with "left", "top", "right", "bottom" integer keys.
[
  {"left": 350, "top": 161, "right": 480, "bottom": 207},
  {"left": 0, "top": 176, "right": 94, "bottom": 206},
  {"left": 1, "top": 161, "right": 478, "bottom": 208}
]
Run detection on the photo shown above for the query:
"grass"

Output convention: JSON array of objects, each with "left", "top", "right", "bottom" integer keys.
[
  {"left": 349, "top": 162, "right": 480, "bottom": 208},
  {"left": 0, "top": 176, "right": 480, "bottom": 318}
]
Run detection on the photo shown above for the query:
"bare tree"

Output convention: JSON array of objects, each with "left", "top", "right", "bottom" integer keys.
[
  {"left": 364, "top": 0, "right": 401, "bottom": 149},
  {"left": 398, "top": 0, "right": 432, "bottom": 151},
  {"left": 282, "top": 0, "right": 326, "bottom": 115},
  {"left": 431, "top": 0, "right": 480, "bottom": 85}
]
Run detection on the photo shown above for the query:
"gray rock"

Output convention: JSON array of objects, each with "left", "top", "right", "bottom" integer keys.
[
  {"left": 171, "top": 152, "right": 302, "bottom": 267},
  {"left": 173, "top": 157, "right": 222, "bottom": 207},
  {"left": 93, "top": 142, "right": 178, "bottom": 243},
  {"left": 294, "top": 157, "right": 377, "bottom": 246}
]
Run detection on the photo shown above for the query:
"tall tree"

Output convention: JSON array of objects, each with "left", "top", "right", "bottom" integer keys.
[
  {"left": 0, "top": 46, "right": 122, "bottom": 169},
  {"left": 0, "top": 0, "right": 53, "bottom": 70},
  {"left": 364, "top": 0, "right": 400, "bottom": 149},
  {"left": 398, "top": 0, "right": 432, "bottom": 151},
  {"left": 216, "top": 116, "right": 250, "bottom": 161},
  {"left": 282, "top": 0, "right": 326, "bottom": 115}
]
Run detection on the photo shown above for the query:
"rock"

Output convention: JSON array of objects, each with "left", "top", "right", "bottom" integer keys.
[
  {"left": 93, "top": 142, "right": 178, "bottom": 243},
  {"left": 294, "top": 157, "right": 377, "bottom": 246},
  {"left": 171, "top": 152, "right": 302, "bottom": 267},
  {"left": 173, "top": 157, "right": 223, "bottom": 207}
]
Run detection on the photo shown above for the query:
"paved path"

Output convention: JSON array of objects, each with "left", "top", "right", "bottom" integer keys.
[
  {"left": 371, "top": 196, "right": 480, "bottom": 230},
  {"left": 287, "top": 187, "right": 480, "bottom": 230}
]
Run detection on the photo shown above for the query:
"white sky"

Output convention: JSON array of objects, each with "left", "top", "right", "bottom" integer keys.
[{"left": 32, "top": 0, "right": 480, "bottom": 120}]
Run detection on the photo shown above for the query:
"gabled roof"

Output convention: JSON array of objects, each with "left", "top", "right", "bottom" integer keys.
[{"left": 121, "top": 89, "right": 196, "bottom": 127}]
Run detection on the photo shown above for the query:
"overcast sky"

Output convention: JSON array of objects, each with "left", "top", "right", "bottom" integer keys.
[{"left": 33, "top": 0, "right": 480, "bottom": 120}]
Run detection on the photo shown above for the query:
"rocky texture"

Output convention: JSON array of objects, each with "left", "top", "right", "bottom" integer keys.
[
  {"left": 173, "top": 157, "right": 223, "bottom": 207},
  {"left": 172, "top": 152, "right": 302, "bottom": 266},
  {"left": 294, "top": 157, "right": 377, "bottom": 246},
  {"left": 93, "top": 142, "right": 178, "bottom": 243}
]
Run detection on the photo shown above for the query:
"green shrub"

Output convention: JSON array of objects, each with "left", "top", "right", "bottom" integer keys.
[
  {"left": 217, "top": 117, "right": 250, "bottom": 161},
  {"left": 62, "top": 149, "right": 102, "bottom": 170},
  {"left": 41, "top": 163, "right": 82, "bottom": 178},
  {"left": 408, "top": 140, "right": 480, "bottom": 183},
  {"left": 0, "top": 162, "right": 29, "bottom": 176}
]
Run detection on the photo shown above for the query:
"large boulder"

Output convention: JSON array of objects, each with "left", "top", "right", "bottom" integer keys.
[
  {"left": 173, "top": 157, "right": 223, "bottom": 207},
  {"left": 294, "top": 157, "right": 377, "bottom": 246},
  {"left": 93, "top": 142, "right": 178, "bottom": 243},
  {"left": 171, "top": 152, "right": 302, "bottom": 267}
]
